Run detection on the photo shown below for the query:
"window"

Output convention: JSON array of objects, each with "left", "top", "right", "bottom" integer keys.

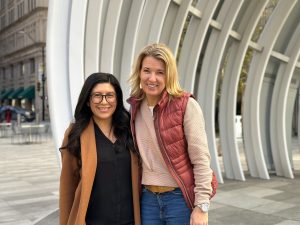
[
  {"left": 20, "top": 62, "right": 25, "bottom": 76},
  {"left": 1, "top": 67, "right": 4, "bottom": 80},
  {"left": 0, "top": 15, "right": 6, "bottom": 30},
  {"left": 29, "top": 58, "right": 35, "bottom": 73},
  {"left": 10, "top": 64, "right": 13, "bottom": 80},
  {"left": 0, "top": 0, "right": 5, "bottom": 10},
  {"left": 8, "top": 9, "right": 14, "bottom": 24},
  {"left": 17, "top": 2, "right": 24, "bottom": 18},
  {"left": 2, "top": 67, "right": 6, "bottom": 80},
  {"left": 28, "top": 0, "right": 36, "bottom": 12}
]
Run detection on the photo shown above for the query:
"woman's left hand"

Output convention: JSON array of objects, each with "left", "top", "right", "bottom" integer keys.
[{"left": 190, "top": 207, "right": 208, "bottom": 225}]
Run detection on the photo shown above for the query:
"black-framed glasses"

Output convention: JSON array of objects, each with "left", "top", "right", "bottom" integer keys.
[{"left": 90, "top": 92, "right": 116, "bottom": 104}]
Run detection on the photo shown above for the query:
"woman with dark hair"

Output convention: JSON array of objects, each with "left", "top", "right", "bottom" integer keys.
[{"left": 59, "top": 72, "right": 140, "bottom": 225}]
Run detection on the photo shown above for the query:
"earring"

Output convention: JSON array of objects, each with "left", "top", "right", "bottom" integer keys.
[{"left": 139, "top": 83, "right": 142, "bottom": 89}]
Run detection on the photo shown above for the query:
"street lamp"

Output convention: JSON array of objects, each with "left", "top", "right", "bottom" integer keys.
[{"left": 18, "top": 30, "right": 46, "bottom": 121}]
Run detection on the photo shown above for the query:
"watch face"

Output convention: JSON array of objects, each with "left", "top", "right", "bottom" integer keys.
[
  {"left": 198, "top": 203, "right": 209, "bottom": 212},
  {"left": 202, "top": 204, "right": 209, "bottom": 212}
]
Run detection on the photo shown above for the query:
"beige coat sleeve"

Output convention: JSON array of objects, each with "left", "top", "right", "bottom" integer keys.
[
  {"left": 184, "top": 98, "right": 212, "bottom": 205},
  {"left": 59, "top": 125, "right": 80, "bottom": 225}
]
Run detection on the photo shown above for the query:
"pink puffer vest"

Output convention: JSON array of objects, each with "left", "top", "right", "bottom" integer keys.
[{"left": 128, "top": 91, "right": 217, "bottom": 209}]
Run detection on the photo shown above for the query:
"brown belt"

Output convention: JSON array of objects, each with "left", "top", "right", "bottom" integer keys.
[{"left": 144, "top": 185, "right": 176, "bottom": 193}]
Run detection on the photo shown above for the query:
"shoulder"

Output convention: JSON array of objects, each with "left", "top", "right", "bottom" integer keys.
[
  {"left": 66, "top": 122, "right": 75, "bottom": 134},
  {"left": 60, "top": 123, "right": 75, "bottom": 149},
  {"left": 63, "top": 123, "right": 75, "bottom": 139},
  {"left": 186, "top": 97, "right": 203, "bottom": 115},
  {"left": 170, "top": 92, "right": 194, "bottom": 109},
  {"left": 187, "top": 97, "right": 200, "bottom": 107}
]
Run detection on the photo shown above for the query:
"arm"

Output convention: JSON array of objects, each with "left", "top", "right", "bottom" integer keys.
[{"left": 184, "top": 98, "right": 212, "bottom": 225}]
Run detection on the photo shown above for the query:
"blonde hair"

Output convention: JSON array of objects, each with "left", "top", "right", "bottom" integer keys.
[{"left": 128, "top": 43, "right": 184, "bottom": 99}]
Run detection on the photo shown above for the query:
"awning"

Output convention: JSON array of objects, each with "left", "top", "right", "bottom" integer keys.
[
  {"left": 7, "top": 87, "right": 24, "bottom": 99},
  {"left": 0, "top": 90, "right": 6, "bottom": 98},
  {"left": 0, "top": 88, "right": 14, "bottom": 100},
  {"left": 18, "top": 85, "right": 35, "bottom": 99}
]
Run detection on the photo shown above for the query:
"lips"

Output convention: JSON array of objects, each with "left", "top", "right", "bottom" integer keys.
[
  {"left": 147, "top": 83, "right": 158, "bottom": 89},
  {"left": 97, "top": 107, "right": 110, "bottom": 112}
]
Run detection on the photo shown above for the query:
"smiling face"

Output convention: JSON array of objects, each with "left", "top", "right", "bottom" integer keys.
[
  {"left": 140, "top": 56, "right": 166, "bottom": 106},
  {"left": 89, "top": 82, "right": 117, "bottom": 123}
]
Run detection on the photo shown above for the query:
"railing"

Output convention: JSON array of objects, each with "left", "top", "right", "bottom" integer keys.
[
  {"left": 0, "top": 122, "right": 12, "bottom": 138},
  {"left": 2, "top": 122, "right": 51, "bottom": 144}
]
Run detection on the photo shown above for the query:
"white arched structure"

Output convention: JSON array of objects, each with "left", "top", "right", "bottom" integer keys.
[{"left": 47, "top": 0, "right": 300, "bottom": 182}]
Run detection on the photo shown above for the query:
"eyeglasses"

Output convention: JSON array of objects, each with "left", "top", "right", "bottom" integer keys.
[{"left": 90, "top": 92, "right": 116, "bottom": 104}]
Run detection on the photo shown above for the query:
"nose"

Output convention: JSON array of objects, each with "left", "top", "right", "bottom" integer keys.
[
  {"left": 148, "top": 72, "right": 156, "bottom": 81},
  {"left": 100, "top": 95, "right": 108, "bottom": 103}
]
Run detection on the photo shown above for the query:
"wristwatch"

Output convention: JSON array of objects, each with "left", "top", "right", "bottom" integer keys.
[{"left": 196, "top": 203, "right": 210, "bottom": 213}]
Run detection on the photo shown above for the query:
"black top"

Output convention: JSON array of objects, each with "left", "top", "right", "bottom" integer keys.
[{"left": 85, "top": 123, "right": 134, "bottom": 225}]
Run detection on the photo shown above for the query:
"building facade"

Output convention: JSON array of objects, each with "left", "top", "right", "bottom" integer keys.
[{"left": 0, "top": 0, "right": 48, "bottom": 122}]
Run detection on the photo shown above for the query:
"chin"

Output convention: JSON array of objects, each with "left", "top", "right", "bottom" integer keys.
[
  {"left": 146, "top": 91, "right": 162, "bottom": 96},
  {"left": 95, "top": 114, "right": 113, "bottom": 120}
]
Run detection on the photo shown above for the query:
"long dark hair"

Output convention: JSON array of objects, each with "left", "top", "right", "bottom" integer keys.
[{"left": 61, "top": 72, "right": 135, "bottom": 164}]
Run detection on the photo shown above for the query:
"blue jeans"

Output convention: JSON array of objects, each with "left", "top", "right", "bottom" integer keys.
[{"left": 141, "top": 187, "right": 191, "bottom": 225}]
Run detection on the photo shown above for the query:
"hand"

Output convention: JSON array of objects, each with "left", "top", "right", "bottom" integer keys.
[{"left": 190, "top": 207, "right": 208, "bottom": 225}]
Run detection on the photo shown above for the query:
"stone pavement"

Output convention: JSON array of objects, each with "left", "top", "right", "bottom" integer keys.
[
  {"left": 0, "top": 135, "right": 299, "bottom": 225},
  {"left": 210, "top": 173, "right": 300, "bottom": 225},
  {"left": 0, "top": 136, "right": 59, "bottom": 225}
]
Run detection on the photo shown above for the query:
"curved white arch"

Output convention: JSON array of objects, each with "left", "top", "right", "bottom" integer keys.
[
  {"left": 134, "top": 0, "right": 170, "bottom": 53},
  {"left": 166, "top": 0, "right": 192, "bottom": 55},
  {"left": 68, "top": 1, "right": 88, "bottom": 113},
  {"left": 47, "top": 0, "right": 300, "bottom": 182},
  {"left": 219, "top": 0, "right": 268, "bottom": 180},
  {"left": 270, "top": 22, "right": 300, "bottom": 178},
  {"left": 84, "top": 1, "right": 103, "bottom": 76},
  {"left": 243, "top": 0, "right": 296, "bottom": 179},
  {"left": 119, "top": 0, "right": 145, "bottom": 103},
  {"left": 197, "top": 0, "right": 244, "bottom": 183},
  {"left": 178, "top": 0, "right": 218, "bottom": 93},
  {"left": 47, "top": 0, "right": 73, "bottom": 166},
  {"left": 100, "top": 0, "right": 124, "bottom": 74}
]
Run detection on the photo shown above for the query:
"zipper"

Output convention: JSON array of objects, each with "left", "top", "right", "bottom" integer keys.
[{"left": 153, "top": 108, "right": 193, "bottom": 209}]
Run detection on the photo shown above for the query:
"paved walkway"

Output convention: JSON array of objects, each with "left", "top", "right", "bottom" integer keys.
[
  {"left": 0, "top": 136, "right": 59, "bottom": 225},
  {"left": 0, "top": 136, "right": 299, "bottom": 225}
]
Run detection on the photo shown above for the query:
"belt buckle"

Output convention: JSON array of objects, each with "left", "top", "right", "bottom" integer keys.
[{"left": 145, "top": 185, "right": 175, "bottom": 193}]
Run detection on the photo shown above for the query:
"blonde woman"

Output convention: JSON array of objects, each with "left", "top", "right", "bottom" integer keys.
[{"left": 128, "top": 43, "right": 217, "bottom": 225}]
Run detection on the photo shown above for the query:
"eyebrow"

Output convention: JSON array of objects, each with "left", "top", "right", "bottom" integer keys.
[
  {"left": 142, "top": 67, "right": 165, "bottom": 72},
  {"left": 91, "top": 92, "right": 115, "bottom": 95}
]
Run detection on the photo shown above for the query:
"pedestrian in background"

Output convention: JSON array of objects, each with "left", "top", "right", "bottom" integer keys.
[{"left": 5, "top": 109, "right": 12, "bottom": 123}]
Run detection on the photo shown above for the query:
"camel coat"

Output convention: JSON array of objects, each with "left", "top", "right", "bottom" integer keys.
[{"left": 59, "top": 119, "right": 141, "bottom": 225}]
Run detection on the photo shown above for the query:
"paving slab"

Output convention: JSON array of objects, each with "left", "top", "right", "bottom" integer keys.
[{"left": 0, "top": 135, "right": 299, "bottom": 225}]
